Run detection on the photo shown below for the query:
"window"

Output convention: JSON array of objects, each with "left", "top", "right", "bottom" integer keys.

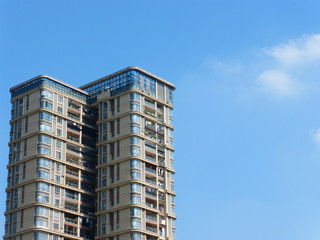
[
  {"left": 36, "top": 182, "right": 49, "bottom": 192},
  {"left": 58, "top": 95, "right": 63, "bottom": 102},
  {"left": 24, "top": 139, "right": 27, "bottom": 156},
  {"left": 131, "top": 219, "right": 141, "bottom": 229},
  {"left": 131, "top": 183, "right": 141, "bottom": 193},
  {"left": 57, "top": 106, "right": 63, "bottom": 114},
  {"left": 130, "top": 208, "right": 141, "bottom": 217},
  {"left": 56, "top": 152, "right": 61, "bottom": 159},
  {"left": 130, "top": 146, "right": 140, "bottom": 156},
  {"left": 116, "top": 97, "right": 120, "bottom": 112},
  {"left": 36, "top": 193, "right": 49, "bottom": 203},
  {"left": 40, "top": 90, "right": 53, "bottom": 99},
  {"left": 57, "top": 129, "right": 62, "bottom": 136},
  {"left": 116, "top": 164, "right": 120, "bottom": 180},
  {"left": 38, "top": 135, "right": 52, "bottom": 145},
  {"left": 34, "top": 231, "right": 49, "bottom": 240},
  {"left": 116, "top": 140, "right": 120, "bottom": 157},
  {"left": 130, "top": 114, "right": 140, "bottom": 123},
  {"left": 130, "top": 125, "right": 140, "bottom": 134},
  {"left": 56, "top": 140, "right": 62, "bottom": 148},
  {"left": 37, "top": 158, "right": 50, "bottom": 168},
  {"left": 57, "top": 117, "right": 62, "bottom": 124},
  {"left": 130, "top": 104, "right": 140, "bottom": 111},
  {"left": 37, "top": 170, "right": 50, "bottom": 180},
  {"left": 39, "top": 123, "right": 52, "bottom": 133},
  {"left": 55, "top": 186, "right": 60, "bottom": 195},
  {"left": 130, "top": 232, "right": 142, "bottom": 240},
  {"left": 116, "top": 187, "right": 120, "bottom": 204},
  {"left": 37, "top": 147, "right": 51, "bottom": 156},
  {"left": 130, "top": 159, "right": 141, "bottom": 169},
  {"left": 39, "top": 112, "right": 52, "bottom": 122},
  {"left": 117, "top": 118, "right": 120, "bottom": 134},
  {"left": 40, "top": 101, "right": 53, "bottom": 110},
  {"left": 116, "top": 210, "right": 120, "bottom": 229},
  {"left": 25, "top": 116, "right": 28, "bottom": 133},
  {"left": 35, "top": 206, "right": 49, "bottom": 217},
  {"left": 130, "top": 171, "right": 141, "bottom": 180},
  {"left": 34, "top": 218, "right": 48, "bottom": 229},
  {"left": 130, "top": 92, "right": 140, "bottom": 102},
  {"left": 130, "top": 137, "right": 140, "bottom": 145}
]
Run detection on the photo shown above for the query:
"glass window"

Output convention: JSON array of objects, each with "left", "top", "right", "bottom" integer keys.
[
  {"left": 36, "top": 193, "right": 49, "bottom": 203},
  {"left": 130, "top": 104, "right": 140, "bottom": 111},
  {"left": 131, "top": 219, "right": 141, "bottom": 229},
  {"left": 130, "top": 171, "right": 141, "bottom": 180},
  {"left": 35, "top": 206, "right": 49, "bottom": 217},
  {"left": 40, "top": 101, "right": 53, "bottom": 110},
  {"left": 35, "top": 218, "right": 48, "bottom": 229},
  {"left": 130, "top": 92, "right": 140, "bottom": 101},
  {"left": 37, "top": 147, "right": 51, "bottom": 156},
  {"left": 34, "top": 231, "right": 49, "bottom": 240},
  {"left": 40, "top": 90, "right": 53, "bottom": 99},
  {"left": 131, "top": 232, "right": 142, "bottom": 240},
  {"left": 130, "top": 146, "right": 140, "bottom": 156},
  {"left": 130, "top": 159, "right": 141, "bottom": 169},
  {"left": 130, "top": 125, "right": 140, "bottom": 134},
  {"left": 130, "top": 208, "right": 141, "bottom": 217},
  {"left": 39, "top": 123, "right": 52, "bottom": 133},
  {"left": 130, "top": 137, "right": 140, "bottom": 145},
  {"left": 39, "top": 112, "right": 52, "bottom": 122},
  {"left": 37, "top": 158, "right": 50, "bottom": 168},
  {"left": 37, "top": 170, "right": 50, "bottom": 179},
  {"left": 130, "top": 114, "right": 140, "bottom": 123},
  {"left": 38, "top": 135, "right": 52, "bottom": 145},
  {"left": 130, "top": 183, "right": 141, "bottom": 193},
  {"left": 36, "top": 182, "right": 50, "bottom": 192}
]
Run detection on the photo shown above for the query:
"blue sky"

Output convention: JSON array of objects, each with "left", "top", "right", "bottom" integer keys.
[{"left": 2, "top": 1, "right": 320, "bottom": 239}]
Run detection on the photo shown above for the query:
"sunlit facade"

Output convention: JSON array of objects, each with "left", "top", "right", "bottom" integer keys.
[{"left": 4, "top": 67, "right": 176, "bottom": 240}]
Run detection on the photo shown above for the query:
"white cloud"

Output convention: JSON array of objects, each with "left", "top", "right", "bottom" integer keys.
[
  {"left": 256, "top": 34, "right": 320, "bottom": 97},
  {"left": 266, "top": 34, "right": 320, "bottom": 67},
  {"left": 208, "top": 60, "right": 244, "bottom": 74},
  {"left": 256, "top": 70, "right": 298, "bottom": 96},
  {"left": 313, "top": 128, "right": 320, "bottom": 144}
]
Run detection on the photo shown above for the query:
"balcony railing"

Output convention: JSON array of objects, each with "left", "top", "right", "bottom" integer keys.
[
  {"left": 65, "top": 217, "right": 78, "bottom": 224},
  {"left": 146, "top": 226, "right": 157, "bottom": 233},
  {"left": 146, "top": 178, "right": 156, "bottom": 185},
  {"left": 66, "top": 169, "right": 79, "bottom": 177},
  {"left": 146, "top": 215, "right": 157, "bottom": 222},
  {"left": 68, "top": 114, "right": 80, "bottom": 121},
  {"left": 145, "top": 168, "right": 156, "bottom": 174},
  {"left": 146, "top": 192, "right": 157, "bottom": 198}
]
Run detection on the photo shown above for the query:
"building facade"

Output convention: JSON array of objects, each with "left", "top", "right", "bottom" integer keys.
[{"left": 4, "top": 67, "right": 176, "bottom": 240}]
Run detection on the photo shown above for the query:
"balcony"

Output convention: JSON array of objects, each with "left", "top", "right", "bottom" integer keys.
[
  {"left": 145, "top": 167, "right": 156, "bottom": 174},
  {"left": 146, "top": 213, "right": 157, "bottom": 223},
  {"left": 65, "top": 217, "right": 78, "bottom": 225},
  {"left": 144, "top": 100, "right": 155, "bottom": 108},
  {"left": 66, "top": 169, "right": 79, "bottom": 178},
  {"left": 66, "top": 180, "right": 78, "bottom": 188},
  {"left": 145, "top": 153, "right": 156, "bottom": 162},
  {"left": 146, "top": 177, "right": 156, "bottom": 186},
  {"left": 146, "top": 225, "right": 157, "bottom": 233},
  {"left": 64, "top": 225, "right": 78, "bottom": 236},
  {"left": 68, "top": 113, "right": 80, "bottom": 121},
  {"left": 65, "top": 202, "right": 78, "bottom": 212}
]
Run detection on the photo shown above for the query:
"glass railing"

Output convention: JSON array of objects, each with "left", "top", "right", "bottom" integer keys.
[
  {"left": 65, "top": 204, "right": 78, "bottom": 212},
  {"left": 145, "top": 168, "right": 156, "bottom": 174},
  {"left": 68, "top": 114, "right": 80, "bottom": 121},
  {"left": 68, "top": 103, "right": 81, "bottom": 111},
  {"left": 146, "top": 226, "right": 157, "bottom": 233},
  {"left": 66, "top": 182, "right": 78, "bottom": 188},
  {"left": 66, "top": 169, "right": 79, "bottom": 177},
  {"left": 146, "top": 215, "right": 157, "bottom": 222},
  {"left": 145, "top": 155, "right": 156, "bottom": 162},
  {"left": 146, "top": 178, "right": 156, "bottom": 185},
  {"left": 145, "top": 145, "right": 156, "bottom": 152},
  {"left": 65, "top": 217, "right": 77, "bottom": 224},
  {"left": 144, "top": 101, "right": 155, "bottom": 108},
  {"left": 146, "top": 192, "right": 157, "bottom": 198}
]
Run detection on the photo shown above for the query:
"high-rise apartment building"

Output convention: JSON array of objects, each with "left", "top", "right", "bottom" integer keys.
[{"left": 4, "top": 67, "right": 176, "bottom": 240}]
